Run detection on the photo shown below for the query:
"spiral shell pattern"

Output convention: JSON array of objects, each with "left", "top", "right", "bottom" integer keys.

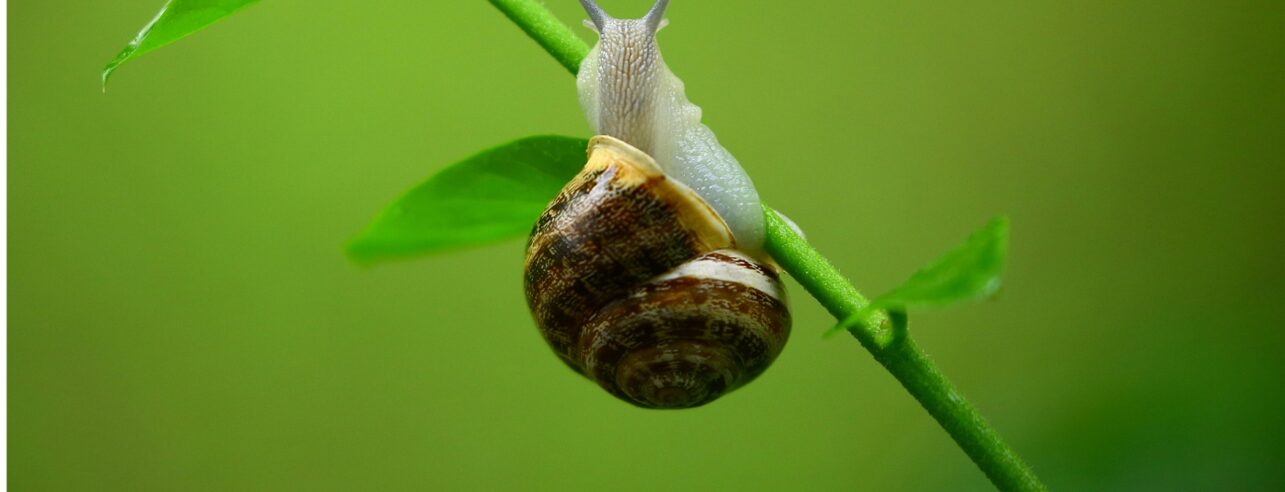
[{"left": 523, "top": 136, "right": 790, "bottom": 409}]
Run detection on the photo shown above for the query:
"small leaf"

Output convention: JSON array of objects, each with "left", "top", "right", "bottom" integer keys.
[
  {"left": 347, "top": 136, "right": 589, "bottom": 264},
  {"left": 102, "top": 0, "right": 260, "bottom": 88},
  {"left": 827, "top": 216, "right": 1009, "bottom": 336},
  {"left": 873, "top": 216, "right": 1009, "bottom": 309}
]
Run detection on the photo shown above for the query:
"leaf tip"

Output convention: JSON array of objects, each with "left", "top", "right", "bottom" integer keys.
[
  {"left": 101, "top": 42, "right": 139, "bottom": 93},
  {"left": 100, "top": 66, "right": 115, "bottom": 93},
  {"left": 343, "top": 237, "right": 380, "bottom": 267},
  {"left": 989, "top": 215, "right": 1010, "bottom": 238}
]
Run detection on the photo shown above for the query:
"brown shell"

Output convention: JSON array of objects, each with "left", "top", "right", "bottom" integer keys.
[{"left": 523, "top": 136, "right": 791, "bottom": 409}]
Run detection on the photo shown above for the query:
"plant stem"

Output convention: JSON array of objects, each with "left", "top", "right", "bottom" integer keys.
[
  {"left": 764, "top": 209, "right": 1046, "bottom": 492},
  {"left": 488, "top": 0, "right": 589, "bottom": 75},
  {"left": 486, "top": 1, "right": 1046, "bottom": 490}
]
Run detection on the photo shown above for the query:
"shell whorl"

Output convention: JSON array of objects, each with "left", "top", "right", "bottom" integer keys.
[{"left": 524, "top": 136, "right": 790, "bottom": 409}]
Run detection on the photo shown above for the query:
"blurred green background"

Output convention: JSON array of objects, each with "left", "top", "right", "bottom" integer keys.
[{"left": 10, "top": 0, "right": 1284, "bottom": 489}]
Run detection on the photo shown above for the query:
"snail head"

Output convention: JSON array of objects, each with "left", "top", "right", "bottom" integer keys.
[{"left": 580, "top": 0, "right": 669, "bottom": 35}]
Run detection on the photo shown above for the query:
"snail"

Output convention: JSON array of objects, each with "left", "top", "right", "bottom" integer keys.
[{"left": 523, "top": 0, "right": 790, "bottom": 409}]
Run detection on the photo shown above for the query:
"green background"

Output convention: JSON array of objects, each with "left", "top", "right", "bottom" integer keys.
[{"left": 10, "top": 0, "right": 1284, "bottom": 489}]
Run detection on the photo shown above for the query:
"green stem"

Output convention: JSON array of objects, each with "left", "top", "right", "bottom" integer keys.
[
  {"left": 764, "top": 210, "right": 1046, "bottom": 492},
  {"left": 486, "top": 1, "right": 1046, "bottom": 490},
  {"left": 488, "top": 0, "right": 589, "bottom": 75}
]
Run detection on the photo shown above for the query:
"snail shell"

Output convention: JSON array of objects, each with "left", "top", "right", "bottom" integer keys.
[{"left": 524, "top": 136, "right": 791, "bottom": 409}]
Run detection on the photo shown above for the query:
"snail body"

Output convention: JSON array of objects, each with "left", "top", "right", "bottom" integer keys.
[
  {"left": 522, "top": 1, "right": 790, "bottom": 409},
  {"left": 576, "top": 0, "right": 765, "bottom": 253}
]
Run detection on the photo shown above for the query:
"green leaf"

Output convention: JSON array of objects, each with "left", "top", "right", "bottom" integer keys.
[
  {"left": 347, "top": 135, "right": 589, "bottom": 264},
  {"left": 828, "top": 216, "right": 1009, "bottom": 336},
  {"left": 102, "top": 0, "right": 260, "bottom": 88},
  {"left": 872, "top": 216, "right": 1009, "bottom": 310}
]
